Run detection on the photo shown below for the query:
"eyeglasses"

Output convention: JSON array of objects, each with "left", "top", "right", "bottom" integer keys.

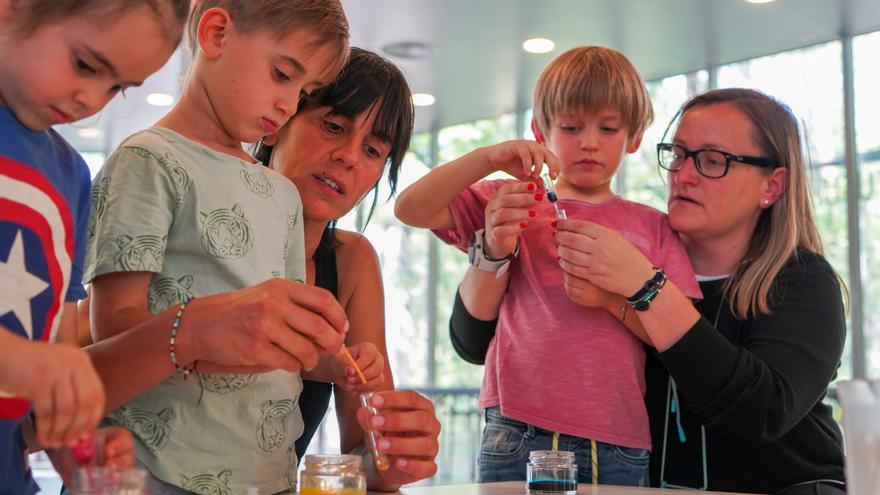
[{"left": 657, "top": 142, "right": 777, "bottom": 179}]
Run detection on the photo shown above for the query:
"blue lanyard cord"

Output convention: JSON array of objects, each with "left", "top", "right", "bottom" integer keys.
[
  {"left": 660, "top": 379, "right": 709, "bottom": 490},
  {"left": 659, "top": 297, "right": 723, "bottom": 491}
]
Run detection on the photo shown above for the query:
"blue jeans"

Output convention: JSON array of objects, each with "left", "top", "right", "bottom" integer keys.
[{"left": 478, "top": 407, "right": 649, "bottom": 486}]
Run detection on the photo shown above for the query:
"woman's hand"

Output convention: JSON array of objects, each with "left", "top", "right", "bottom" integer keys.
[
  {"left": 483, "top": 181, "right": 544, "bottom": 259},
  {"left": 337, "top": 343, "right": 386, "bottom": 393},
  {"left": 483, "top": 140, "right": 559, "bottom": 180},
  {"left": 554, "top": 219, "right": 656, "bottom": 297},
  {"left": 362, "top": 390, "right": 440, "bottom": 486}
]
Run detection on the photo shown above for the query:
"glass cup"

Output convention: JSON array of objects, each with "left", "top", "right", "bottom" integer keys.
[
  {"left": 526, "top": 450, "right": 577, "bottom": 494},
  {"left": 70, "top": 466, "right": 148, "bottom": 495},
  {"left": 299, "top": 454, "right": 366, "bottom": 495}
]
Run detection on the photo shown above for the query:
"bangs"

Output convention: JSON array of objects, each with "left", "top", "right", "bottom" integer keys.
[
  {"left": 303, "top": 48, "right": 413, "bottom": 195},
  {"left": 534, "top": 46, "right": 653, "bottom": 138}
]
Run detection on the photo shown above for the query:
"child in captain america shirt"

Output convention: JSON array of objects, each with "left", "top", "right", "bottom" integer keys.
[{"left": 0, "top": 0, "right": 189, "bottom": 491}]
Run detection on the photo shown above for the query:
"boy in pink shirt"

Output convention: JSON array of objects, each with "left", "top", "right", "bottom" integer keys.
[{"left": 396, "top": 46, "right": 701, "bottom": 485}]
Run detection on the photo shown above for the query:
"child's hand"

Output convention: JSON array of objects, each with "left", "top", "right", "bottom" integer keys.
[
  {"left": 337, "top": 343, "right": 385, "bottom": 393},
  {"left": 484, "top": 140, "right": 559, "bottom": 180},
  {"left": 483, "top": 181, "right": 543, "bottom": 259},
  {"left": 560, "top": 273, "right": 617, "bottom": 309},
  {"left": 95, "top": 426, "right": 135, "bottom": 469},
  {"left": 7, "top": 341, "right": 105, "bottom": 448}
]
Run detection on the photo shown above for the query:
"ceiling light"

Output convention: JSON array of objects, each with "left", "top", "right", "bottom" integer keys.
[
  {"left": 382, "top": 41, "right": 432, "bottom": 59},
  {"left": 146, "top": 92, "right": 175, "bottom": 107},
  {"left": 745, "top": 0, "right": 775, "bottom": 3},
  {"left": 411, "top": 93, "right": 436, "bottom": 107},
  {"left": 522, "top": 38, "right": 555, "bottom": 54},
  {"left": 77, "top": 127, "right": 104, "bottom": 139}
]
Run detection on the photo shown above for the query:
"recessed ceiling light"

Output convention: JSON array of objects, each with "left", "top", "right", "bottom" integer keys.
[
  {"left": 523, "top": 38, "right": 555, "bottom": 54},
  {"left": 146, "top": 92, "right": 175, "bottom": 106},
  {"left": 411, "top": 93, "right": 435, "bottom": 107},
  {"left": 77, "top": 127, "right": 104, "bottom": 139},
  {"left": 382, "top": 41, "right": 432, "bottom": 59},
  {"left": 745, "top": 0, "right": 775, "bottom": 3}
]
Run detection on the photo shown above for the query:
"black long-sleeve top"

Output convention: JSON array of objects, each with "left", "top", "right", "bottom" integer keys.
[{"left": 450, "top": 251, "right": 846, "bottom": 494}]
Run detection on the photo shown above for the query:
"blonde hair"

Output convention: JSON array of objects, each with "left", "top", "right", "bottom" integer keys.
[
  {"left": 187, "top": 0, "right": 349, "bottom": 81},
  {"left": 533, "top": 46, "right": 653, "bottom": 140},
  {"left": 677, "top": 88, "right": 847, "bottom": 319}
]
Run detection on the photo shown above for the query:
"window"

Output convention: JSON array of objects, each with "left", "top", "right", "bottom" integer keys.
[
  {"left": 854, "top": 31, "right": 880, "bottom": 378},
  {"left": 362, "top": 133, "right": 433, "bottom": 387},
  {"left": 434, "top": 114, "right": 518, "bottom": 387},
  {"left": 717, "top": 41, "right": 851, "bottom": 378},
  {"left": 621, "top": 71, "right": 709, "bottom": 209}
]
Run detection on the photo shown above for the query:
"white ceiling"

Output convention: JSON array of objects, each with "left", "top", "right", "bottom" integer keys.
[{"left": 58, "top": 0, "right": 880, "bottom": 155}]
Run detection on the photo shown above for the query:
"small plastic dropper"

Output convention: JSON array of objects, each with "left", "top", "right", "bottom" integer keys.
[{"left": 542, "top": 173, "right": 567, "bottom": 220}]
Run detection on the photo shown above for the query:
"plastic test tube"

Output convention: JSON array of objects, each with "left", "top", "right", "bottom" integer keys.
[
  {"left": 359, "top": 392, "right": 391, "bottom": 471},
  {"left": 542, "top": 173, "right": 567, "bottom": 220}
]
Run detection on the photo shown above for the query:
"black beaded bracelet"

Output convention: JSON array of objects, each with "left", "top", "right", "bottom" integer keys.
[{"left": 626, "top": 267, "right": 667, "bottom": 311}]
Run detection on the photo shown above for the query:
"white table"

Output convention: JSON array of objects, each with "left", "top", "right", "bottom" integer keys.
[{"left": 376, "top": 481, "right": 754, "bottom": 494}]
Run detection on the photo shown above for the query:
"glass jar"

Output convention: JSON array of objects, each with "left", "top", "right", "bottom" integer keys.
[
  {"left": 70, "top": 466, "right": 148, "bottom": 494},
  {"left": 526, "top": 450, "right": 577, "bottom": 494},
  {"left": 299, "top": 454, "right": 366, "bottom": 495}
]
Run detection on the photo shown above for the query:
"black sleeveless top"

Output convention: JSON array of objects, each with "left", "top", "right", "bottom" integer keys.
[{"left": 295, "top": 227, "right": 338, "bottom": 461}]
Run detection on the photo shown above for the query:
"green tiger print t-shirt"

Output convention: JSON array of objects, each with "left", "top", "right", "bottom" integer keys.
[{"left": 85, "top": 127, "right": 306, "bottom": 494}]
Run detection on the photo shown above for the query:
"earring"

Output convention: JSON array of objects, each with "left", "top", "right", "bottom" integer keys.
[{"left": 763, "top": 199, "right": 770, "bottom": 206}]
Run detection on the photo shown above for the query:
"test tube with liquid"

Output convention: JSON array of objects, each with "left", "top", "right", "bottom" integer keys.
[
  {"left": 359, "top": 392, "right": 391, "bottom": 471},
  {"left": 542, "top": 173, "right": 567, "bottom": 220}
]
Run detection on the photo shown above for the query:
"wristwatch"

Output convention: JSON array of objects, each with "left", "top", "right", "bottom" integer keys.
[
  {"left": 467, "top": 228, "right": 518, "bottom": 277},
  {"left": 626, "top": 267, "right": 667, "bottom": 311}
]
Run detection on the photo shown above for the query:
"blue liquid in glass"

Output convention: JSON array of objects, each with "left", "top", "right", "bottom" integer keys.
[{"left": 527, "top": 479, "right": 577, "bottom": 494}]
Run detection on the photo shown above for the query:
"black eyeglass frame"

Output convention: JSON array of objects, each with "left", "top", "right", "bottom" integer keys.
[{"left": 656, "top": 142, "right": 778, "bottom": 179}]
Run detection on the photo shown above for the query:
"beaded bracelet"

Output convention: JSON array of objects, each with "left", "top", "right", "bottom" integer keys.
[{"left": 169, "top": 295, "right": 195, "bottom": 378}]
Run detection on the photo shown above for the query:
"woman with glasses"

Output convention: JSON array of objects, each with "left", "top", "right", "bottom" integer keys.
[{"left": 450, "top": 88, "right": 846, "bottom": 495}]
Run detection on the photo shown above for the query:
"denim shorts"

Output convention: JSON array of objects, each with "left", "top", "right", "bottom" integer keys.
[{"left": 478, "top": 406, "right": 649, "bottom": 486}]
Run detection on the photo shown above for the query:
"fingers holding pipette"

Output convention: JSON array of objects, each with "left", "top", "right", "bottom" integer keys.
[
  {"left": 484, "top": 181, "right": 543, "bottom": 258},
  {"left": 339, "top": 343, "right": 385, "bottom": 392},
  {"left": 359, "top": 390, "right": 440, "bottom": 485}
]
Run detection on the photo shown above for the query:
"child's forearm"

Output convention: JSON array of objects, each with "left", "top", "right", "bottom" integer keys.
[{"left": 395, "top": 147, "right": 494, "bottom": 229}]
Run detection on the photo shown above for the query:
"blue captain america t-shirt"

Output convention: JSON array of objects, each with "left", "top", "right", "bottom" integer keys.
[{"left": 0, "top": 105, "right": 91, "bottom": 494}]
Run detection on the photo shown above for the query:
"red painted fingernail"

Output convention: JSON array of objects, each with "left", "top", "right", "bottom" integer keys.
[
  {"left": 520, "top": 223, "right": 527, "bottom": 229},
  {"left": 534, "top": 193, "right": 544, "bottom": 201},
  {"left": 551, "top": 220, "right": 557, "bottom": 228},
  {"left": 529, "top": 210, "right": 536, "bottom": 217},
  {"left": 72, "top": 436, "right": 95, "bottom": 465},
  {"left": 527, "top": 182, "right": 536, "bottom": 191}
]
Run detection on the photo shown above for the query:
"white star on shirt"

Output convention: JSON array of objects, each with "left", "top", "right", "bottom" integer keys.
[{"left": 0, "top": 230, "right": 49, "bottom": 339}]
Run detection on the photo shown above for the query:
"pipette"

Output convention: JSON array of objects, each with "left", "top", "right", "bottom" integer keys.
[{"left": 542, "top": 173, "right": 566, "bottom": 220}]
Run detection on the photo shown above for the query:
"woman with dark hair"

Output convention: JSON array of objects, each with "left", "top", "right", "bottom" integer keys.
[
  {"left": 449, "top": 88, "right": 846, "bottom": 495},
  {"left": 257, "top": 47, "right": 440, "bottom": 490}
]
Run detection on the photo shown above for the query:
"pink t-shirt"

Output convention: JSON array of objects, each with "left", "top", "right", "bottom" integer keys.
[{"left": 434, "top": 180, "right": 701, "bottom": 449}]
